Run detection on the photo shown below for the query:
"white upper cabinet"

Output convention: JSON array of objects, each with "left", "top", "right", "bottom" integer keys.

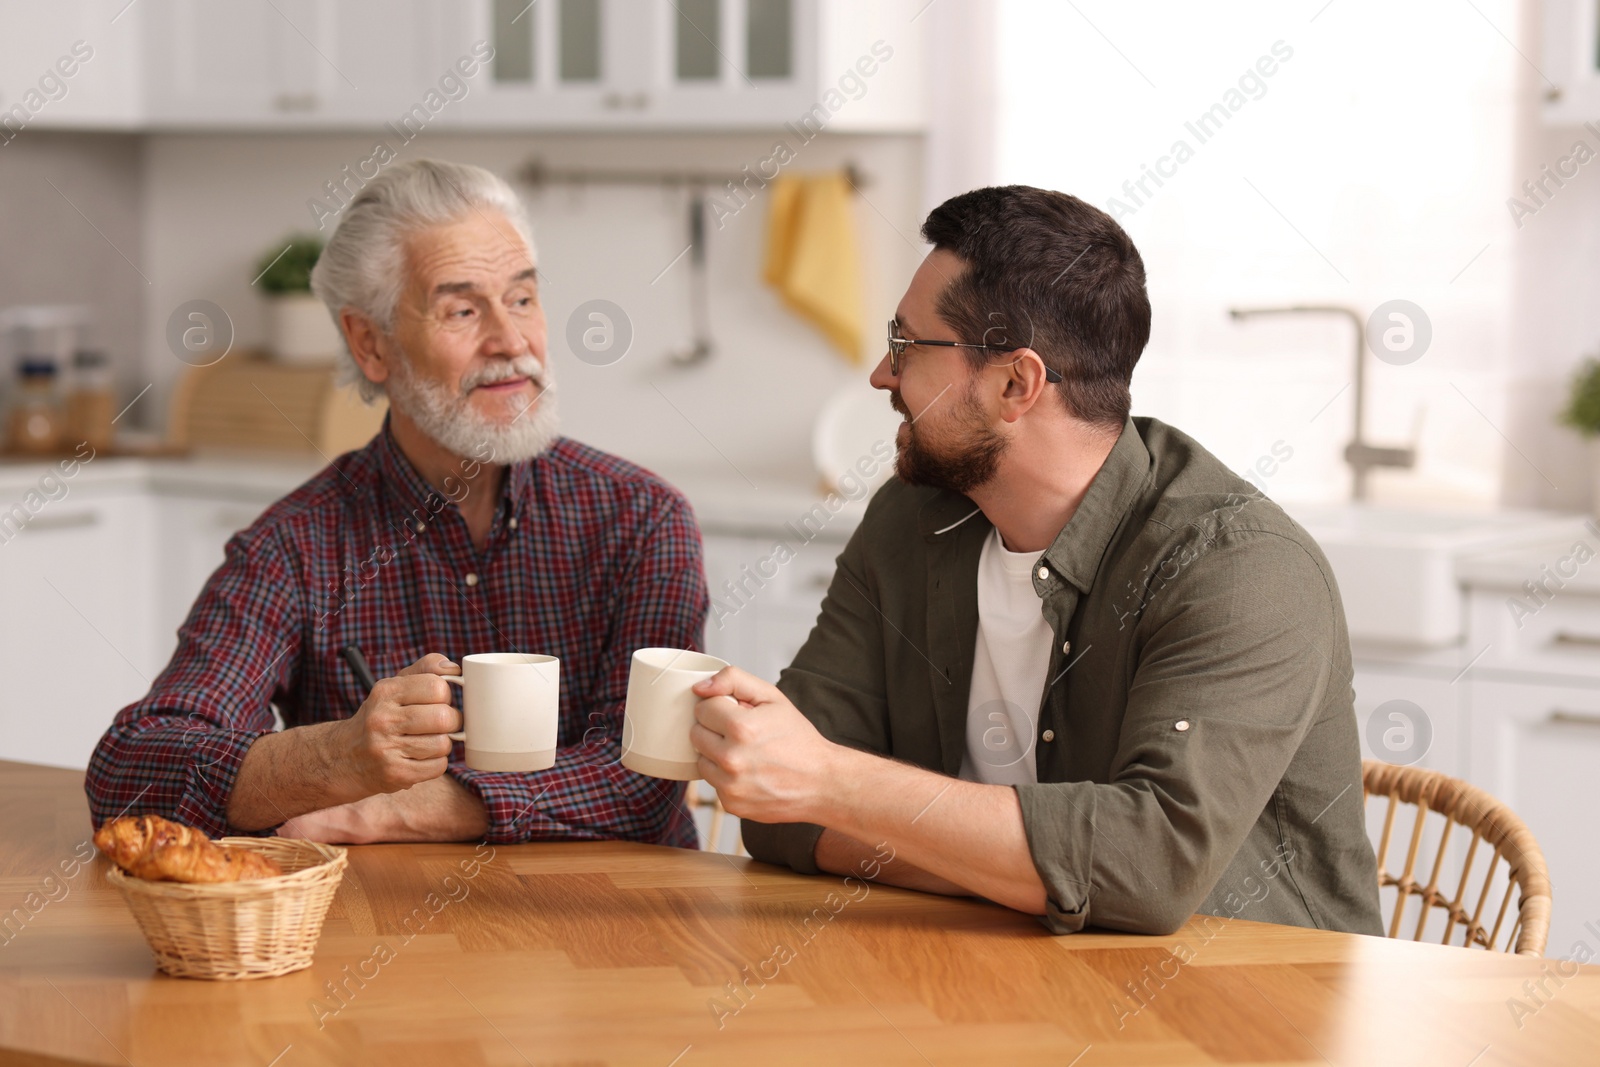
[
  {"left": 142, "top": 0, "right": 472, "bottom": 127},
  {"left": 432, "top": 0, "right": 926, "bottom": 130},
  {"left": 0, "top": 0, "right": 144, "bottom": 129},
  {"left": 4, "top": 0, "right": 924, "bottom": 131},
  {"left": 1542, "top": 0, "right": 1600, "bottom": 124},
  {"left": 143, "top": 0, "right": 311, "bottom": 124}
]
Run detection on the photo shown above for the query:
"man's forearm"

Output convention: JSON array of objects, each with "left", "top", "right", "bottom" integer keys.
[
  {"left": 389, "top": 775, "right": 490, "bottom": 840},
  {"left": 814, "top": 827, "right": 970, "bottom": 896},
  {"left": 226, "top": 723, "right": 362, "bottom": 830},
  {"left": 811, "top": 747, "right": 1048, "bottom": 915}
]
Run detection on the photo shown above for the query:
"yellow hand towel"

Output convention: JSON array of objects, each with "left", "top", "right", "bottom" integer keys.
[{"left": 763, "top": 172, "right": 864, "bottom": 364}]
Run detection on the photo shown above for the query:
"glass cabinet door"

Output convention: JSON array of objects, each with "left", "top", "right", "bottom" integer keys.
[
  {"left": 670, "top": 0, "right": 793, "bottom": 84},
  {"left": 488, "top": 0, "right": 605, "bottom": 86},
  {"left": 490, "top": 0, "right": 536, "bottom": 84},
  {"left": 745, "top": 0, "right": 792, "bottom": 80},
  {"left": 559, "top": 0, "right": 603, "bottom": 82}
]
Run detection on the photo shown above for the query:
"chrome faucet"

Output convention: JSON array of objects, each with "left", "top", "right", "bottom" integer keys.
[{"left": 1228, "top": 304, "right": 1416, "bottom": 502}]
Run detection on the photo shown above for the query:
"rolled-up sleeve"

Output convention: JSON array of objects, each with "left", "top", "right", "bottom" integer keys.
[
  {"left": 84, "top": 527, "right": 301, "bottom": 837},
  {"left": 1016, "top": 526, "right": 1337, "bottom": 934}
]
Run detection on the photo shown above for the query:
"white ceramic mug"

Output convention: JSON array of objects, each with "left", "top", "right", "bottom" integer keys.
[
  {"left": 620, "top": 648, "right": 729, "bottom": 781},
  {"left": 442, "top": 653, "right": 560, "bottom": 772}
]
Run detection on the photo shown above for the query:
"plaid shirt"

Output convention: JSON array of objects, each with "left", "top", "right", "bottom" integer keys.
[{"left": 85, "top": 422, "right": 707, "bottom": 847}]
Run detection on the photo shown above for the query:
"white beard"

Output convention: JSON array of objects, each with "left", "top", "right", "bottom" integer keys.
[{"left": 386, "top": 351, "right": 561, "bottom": 464}]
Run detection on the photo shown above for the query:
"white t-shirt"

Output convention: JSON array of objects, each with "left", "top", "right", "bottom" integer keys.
[{"left": 959, "top": 527, "right": 1054, "bottom": 785}]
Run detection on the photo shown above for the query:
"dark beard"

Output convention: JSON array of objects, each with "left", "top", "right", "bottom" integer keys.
[{"left": 892, "top": 387, "right": 1008, "bottom": 495}]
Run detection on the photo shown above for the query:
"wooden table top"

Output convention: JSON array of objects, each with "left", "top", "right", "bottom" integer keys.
[{"left": 3, "top": 759, "right": 1599, "bottom": 1067}]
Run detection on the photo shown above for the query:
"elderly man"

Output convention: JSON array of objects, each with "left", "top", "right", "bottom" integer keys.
[
  {"left": 86, "top": 159, "right": 707, "bottom": 846},
  {"left": 691, "top": 185, "right": 1383, "bottom": 937}
]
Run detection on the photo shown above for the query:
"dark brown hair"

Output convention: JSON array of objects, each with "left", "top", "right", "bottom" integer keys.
[{"left": 920, "top": 185, "right": 1151, "bottom": 429}]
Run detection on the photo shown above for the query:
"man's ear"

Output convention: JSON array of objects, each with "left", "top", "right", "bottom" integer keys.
[
  {"left": 996, "top": 347, "right": 1054, "bottom": 423},
  {"left": 340, "top": 308, "right": 393, "bottom": 391}
]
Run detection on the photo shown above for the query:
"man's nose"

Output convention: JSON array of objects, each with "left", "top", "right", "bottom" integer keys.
[
  {"left": 868, "top": 350, "right": 896, "bottom": 391},
  {"left": 482, "top": 301, "right": 535, "bottom": 360}
]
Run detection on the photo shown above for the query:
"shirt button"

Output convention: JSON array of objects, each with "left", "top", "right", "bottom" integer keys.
[
  {"left": 1036, "top": 566, "right": 1050, "bottom": 580},
  {"left": 1061, "top": 640, "right": 1071, "bottom": 655},
  {"left": 464, "top": 573, "right": 480, "bottom": 587},
  {"left": 1041, "top": 729, "right": 1055, "bottom": 742},
  {"left": 508, "top": 516, "right": 518, "bottom": 530},
  {"left": 1175, "top": 720, "right": 1190, "bottom": 732},
  {"left": 414, "top": 520, "right": 427, "bottom": 533}
]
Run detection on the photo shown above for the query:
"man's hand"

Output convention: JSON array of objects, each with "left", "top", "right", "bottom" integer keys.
[
  {"left": 326, "top": 653, "right": 464, "bottom": 797},
  {"left": 226, "top": 653, "right": 464, "bottom": 831},
  {"left": 691, "top": 666, "right": 839, "bottom": 825},
  {"left": 693, "top": 665, "right": 1047, "bottom": 916},
  {"left": 278, "top": 775, "right": 489, "bottom": 843}
]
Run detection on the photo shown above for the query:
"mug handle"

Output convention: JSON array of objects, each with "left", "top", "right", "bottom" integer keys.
[{"left": 442, "top": 676, "right": 468, "bottom": 742}]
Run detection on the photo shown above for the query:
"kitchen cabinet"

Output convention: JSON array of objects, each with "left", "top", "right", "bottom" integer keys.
[
  {"left": 0, "top": 0, "right": 144, "bottom": 129},
  {"left": 462, "top": 0, "right": 827, "bottom": 129},
  {"left": 0, "top": 489, "right": 154, "bottom": 769},
  {"left": 1468, "top": 676, "right": 1600, "bottom": 958},
  {"left": 141, "top": 0, "right": 473, "bottom": 127},
  {"left": 700, "top": 529, "right": 840, "bottom": 684},
  {"left": 1352, "top": 663, "right": 1467, "bottom": 778},
  {"left": 0, "top": 460, "right": 299, "bottom": 770},
  {"left": 1542, "top": 0, "right": 1600, "bottom": 124},
  {"left": 149, "top": 494, "right": 276, "bottom": 669},
  {"left": 1466, "top": 582, "right": 1600, "bottom": 687},
  {"left": 7, "top": 0, "right": 924, "bottom": 132},
  {"left": 466, "top": 0, "right": 925, "bottom": 130}
]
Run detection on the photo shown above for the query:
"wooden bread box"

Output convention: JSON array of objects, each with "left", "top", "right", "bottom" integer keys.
[{"left": 168, "top": 351, "right": 386, "bottom": 456}]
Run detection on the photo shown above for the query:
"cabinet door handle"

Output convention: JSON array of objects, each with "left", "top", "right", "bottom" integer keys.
[
  {"left": 1552, "top": 632, "right": 1600, "bottom": 649},
  {"left": 213, "top": 508, "right": 261, "bottom": 530},
  {"left": 13, "top": 510, "right": 99, "bottom": 533},
  {"left": 273, "top": 92, "right": 320, "bottom": 112},
  {"left": 1548, "top": 710, "right": 1600, "bottom": 727}
]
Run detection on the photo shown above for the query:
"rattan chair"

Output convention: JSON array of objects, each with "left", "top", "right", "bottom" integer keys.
[{"left": 1362, "top": 759, "right": 1551, "bottom": 956}]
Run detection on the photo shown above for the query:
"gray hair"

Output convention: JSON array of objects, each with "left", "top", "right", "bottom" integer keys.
[{"left": 310, "top": 158, "right": 536, "bottom": 402}]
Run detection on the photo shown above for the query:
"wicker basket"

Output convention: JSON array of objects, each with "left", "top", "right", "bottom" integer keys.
[{"left": 107, "top": 837, "right": 348, "bottom": 980}]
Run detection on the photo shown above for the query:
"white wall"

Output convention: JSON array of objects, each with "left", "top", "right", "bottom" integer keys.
[
  {"left": 996, "top": 0, "right": 1537, "bottom": 508},
  {"left": 139, "top": 130, "right": 925, "bottom": 483},
  {"left": 1505, "top": 0, "right": 1600, "bottom": 513},
  {"left": 0, "top": 132, "right": 145, "bottom": 392}
]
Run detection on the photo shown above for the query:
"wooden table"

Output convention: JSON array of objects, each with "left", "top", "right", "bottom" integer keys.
[{"left": 4, "top": 760, "right": 1599, "bottom": 1066}]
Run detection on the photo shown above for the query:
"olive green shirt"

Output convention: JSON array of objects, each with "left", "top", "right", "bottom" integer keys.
[{"left": 743, "top": 417, "right": 1384, "bottom": 937}]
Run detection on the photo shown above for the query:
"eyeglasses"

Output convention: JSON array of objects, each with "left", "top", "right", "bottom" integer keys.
[{"left": 886, "top": 319, "right": 1064, "bottom": 382}]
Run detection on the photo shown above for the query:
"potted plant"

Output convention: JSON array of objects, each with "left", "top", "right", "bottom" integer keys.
[
  {"left": 1560, "top": 355, "right": 1600, "bottom": 514},
  {"left": 256, "top": 235, "right": 340, "bottom": 364}
]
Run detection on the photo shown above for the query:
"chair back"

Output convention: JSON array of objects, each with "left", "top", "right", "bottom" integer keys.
[{"left": 1362, "top": 760, "right": 1550, "bottom": 956}]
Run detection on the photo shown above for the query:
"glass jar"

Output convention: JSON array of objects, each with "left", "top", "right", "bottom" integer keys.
[
  {"left": 7, "top": 359, "right": 64, "bottom": 454},
  {"left": 66, "top": 349, "right": 114, "bottom": 451}
]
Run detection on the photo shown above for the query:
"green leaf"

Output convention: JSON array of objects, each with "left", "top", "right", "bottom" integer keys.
[{"left": 256, "top": 235, "right": 325, "bottom": 294}]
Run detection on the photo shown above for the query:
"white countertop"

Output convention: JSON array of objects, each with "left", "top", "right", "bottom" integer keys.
[
  {"left": 0, "top": 451, "right": 867, "bottom": 538},
  {"left": 0, "top": 452, "right": 323, "bottom": 499},
  {"left": 1455, "top": 519, "right": 1600, "bottom": 595}
]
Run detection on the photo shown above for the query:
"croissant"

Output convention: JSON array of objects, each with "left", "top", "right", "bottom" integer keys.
[{"left": 93, "top": 815, "right": 283, "bottom": 883}]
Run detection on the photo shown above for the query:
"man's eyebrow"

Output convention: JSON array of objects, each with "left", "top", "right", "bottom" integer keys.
[{"left": 430, "top": 267, "right": 539, "bottom": 299}]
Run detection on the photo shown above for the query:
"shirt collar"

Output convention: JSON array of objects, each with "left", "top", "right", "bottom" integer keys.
[
  {"left": 1040, "top": 417, "right": 1151, "bottom": 593},
  {"left": 915, "top": 416, "right": 1151, "bottom": 594},
  {"left": 371, "top": 414, "right": 533, "bottom": 525}
]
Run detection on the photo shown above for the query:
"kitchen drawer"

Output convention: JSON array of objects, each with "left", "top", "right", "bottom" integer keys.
[{"left": 1468, "top": 586, "right": 1600, "bottom": 683}]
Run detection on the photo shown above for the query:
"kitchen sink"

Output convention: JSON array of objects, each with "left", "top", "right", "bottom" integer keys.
[{"left": 1282, "top": 504, "right": 1589, "bottom": 647}]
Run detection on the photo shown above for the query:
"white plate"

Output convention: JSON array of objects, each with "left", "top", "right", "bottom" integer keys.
[{"left": 811, "top": 381, "right": 903, "bottom": 494}]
